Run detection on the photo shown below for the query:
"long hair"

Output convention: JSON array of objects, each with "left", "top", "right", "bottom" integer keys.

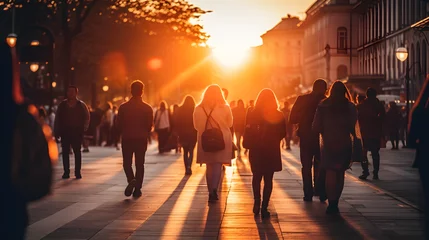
[
  {"left": 255, "top": 88, "right": 279, "bottom": 112},
  {"left": 199, "top": 84, "right": 227, "bottom": 108},
  {"left": 159, "top": 100, "right": 168, "bottom": 111},
  {"left": 326, "top": 81, "right": 353, "bottom": 110},
  {"left": 237, "top": 99, "right": 245, "bottom": 109},
  {"left": 181, "top": 95, "right": 196, "bottom": 110}
]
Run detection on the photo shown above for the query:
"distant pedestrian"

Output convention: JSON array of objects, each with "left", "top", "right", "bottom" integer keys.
[
  {"left": 245, "top": 89, "right": 286, "bottom": 218},
  {"left": 54, "top": 86, "right": 90, "bottom": 179},
  {"left": 244, "top": 100, "right": 255, "bottom": 155},
  {"left": 232, "top": 99, "right": 246, "bottom": 155},
  {"left": 312, "top": 81, "right": 357, "bottom": 214},
  {"left": 290, "top": 79, "right": 327, "bottom": 202},
  {"left": 171, "top": 104, "right": 181, "bottom": 154},
  {"left": 154, "top": 101, "right": 171, "bottom": 153},
  {"left": 357, "top": 88, "right": 385, "bottom": 180},
  {"left": 194, "top": 84, "right": 233, "bottom": 202},
  {"left": 281, "top": 101, "right": 293, "bottom": 150},
  {"left": 386, "top": 102, "right": 401, "bottom": 150},
  {"left": 177, "top": 96, "right": 198, "bottom": 175},
  {"left": 117, "top": 81, "right": 153, "bottom": 198},
  {"left": 399, "top": 106, "right": 407, "bottom": 148},
  {"left": 409, "top": 76, "right": 429, "bottom": 240}
]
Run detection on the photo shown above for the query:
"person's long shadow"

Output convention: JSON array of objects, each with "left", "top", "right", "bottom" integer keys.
[{"left": 255, "top": 216, "right": 280, "bottom": 240}]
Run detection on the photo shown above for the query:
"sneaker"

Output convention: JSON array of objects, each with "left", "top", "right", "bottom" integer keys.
[
  {"left": 133, "top": 189, "right": 142, "bottom": 198},
  {"left": 124, "top": 179, "right": 136, "bottom": 197},
  {"left": 62, "top": 173, "right": 70, "bottom": 179},
  {"left": 359, "top": 173, "right": 369, "bottom": 180},
  {"left": 75, "top": 173, "right": 82, "bottom": 179}
]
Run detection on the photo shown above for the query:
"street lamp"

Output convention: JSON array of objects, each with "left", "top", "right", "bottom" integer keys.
[
  {"left": 396, "top": 47, "right": 408, "bottom": 62},
  {"left": 102, "top": 85, "right": 109, "bottom": 92},
  {"left": 6, "top": 33, "right": 17, "bottom": 48},
  {"left": 30, "top": 63, "right": 39, "bottom": 72},
  {"left": 52, "top": 81, "right": 57, "bottom": 88},
  {"left": 396, "top": 47, "right": 412, "bottom": 146},
  {"left": 30, "top": 40, "right": 40, "bottom": 46}
]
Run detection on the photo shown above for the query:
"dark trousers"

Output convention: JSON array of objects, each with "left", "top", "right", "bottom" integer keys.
[
  {"left": 235, "top": 131, "right": 243, "bottom": 152},
  {"left": 252, "top": 172, "right": 274, "bottom": 206},
  {"left": 156, "top": 128, "right": 169, "bottom": 153},
  {"left": 61, "top": 134, "right": 82, "bottom": 174},
  {"left": 122, "top": 139, "right": 148, "bottom": 189},
  {"left": 183, "top": 143, "right": 196, "bottom": 169},
  {"left": 300, "top": 138, "right": 322, "bottom": 198},
  {"left": 389, "top": 130, "right": 399, "bottom": 149},
  {"left": 361, "top": 148, "right": 380, "bottom": 174}
]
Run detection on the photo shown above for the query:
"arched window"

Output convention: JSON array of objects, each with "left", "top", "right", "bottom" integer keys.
[
  {"left": 337, "top": 65, "right": 348, "bottom": 80},
  {"left": 337, "top": 27, "right": 347, "bottom": 54}
]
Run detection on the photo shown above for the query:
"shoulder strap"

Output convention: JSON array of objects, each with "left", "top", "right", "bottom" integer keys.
[{"left": 203, "top": 107, "right": 221, "bottom": 130}]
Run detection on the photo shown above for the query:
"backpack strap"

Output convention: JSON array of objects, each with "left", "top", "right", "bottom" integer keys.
[{"left": 202, "top": 107, "right": 221, "bottom": 130}]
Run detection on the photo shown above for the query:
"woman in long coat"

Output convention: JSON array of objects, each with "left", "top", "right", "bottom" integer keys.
[
  {"left": 177, "top": 96, "right": 198, "bottom": 175},
  {"left": 246, "top": 89, "right": 286, "bottom": 218},
  {"left": 312, "top": 81, "right": 357, "bottom": 214},
  {"left": 193, "top": 84, "right": 233, "bottom": 202}
]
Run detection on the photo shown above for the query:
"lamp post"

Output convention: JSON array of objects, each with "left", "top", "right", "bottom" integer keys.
[
  {"left": 396, "top": 47, "right": 410, "bottom": 143},
  {"left": 324, "top": 44, "right": 331, "bottom": 82},
  {"left": 6, "top": 6, "right": 17, "bottom": 48}
]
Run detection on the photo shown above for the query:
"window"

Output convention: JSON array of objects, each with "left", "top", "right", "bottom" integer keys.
[{"left": 337, "top": 27, "right": 347, "bottom": 54}]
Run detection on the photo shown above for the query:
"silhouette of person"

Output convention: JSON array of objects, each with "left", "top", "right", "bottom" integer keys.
[
  {"left": 177, "top": 95, "right": 198, "bottom": 175},
  {"left": 54, "top": 86, "right": 90, "bottom": 179},
  {"left": 290, "top": 79, "right": 327, "bottom": 201},
  {"left": 117, "top": 81, "right": 153, "bottom": 198}
]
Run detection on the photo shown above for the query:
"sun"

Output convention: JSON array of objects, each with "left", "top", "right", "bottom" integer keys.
[{"left": 212, "top": 46, "right": 249, "bottom": 68}]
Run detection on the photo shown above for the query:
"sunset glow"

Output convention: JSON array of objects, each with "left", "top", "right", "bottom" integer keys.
[{"left": 212, "top": 46, "right": 249, "bottom": 68}]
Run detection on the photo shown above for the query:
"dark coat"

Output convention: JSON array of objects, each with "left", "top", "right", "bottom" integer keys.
[
  {"left": 409, "top": 105, "right": 429, "bottom": 168},
  {"left": 385, "top": 107, "right": 401, "bottom": 133},
  {"left": 289, "top": 92, "right": 326, "bottom": 140},
  {"left": 117, "top": 97, "right": 153, "bottom": 141},
  {"left": 357, "top": 97, "right": 385, "bottom": 139},
  {"left": 232, "top": 106, "right": 246, "bottom": 133},
  {"left": 247, "top": 109, "right": 286, "bottom": 174},
  {"left": 313, "top": 100, "right": 357, "bottom": 171},
  {"left": 177, "top": 106, "right": 197, "bottom": 147}
]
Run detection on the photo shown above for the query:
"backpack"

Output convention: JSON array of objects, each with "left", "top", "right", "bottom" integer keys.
[
  {"left": 11, "top": 104, "right": 54, "bottom": 202},
  {"left": 243, "top": 110, "right": 264, "bottom": 149},
  {"left": 201, "top": 107, "right": 225, "bottom": 152}
]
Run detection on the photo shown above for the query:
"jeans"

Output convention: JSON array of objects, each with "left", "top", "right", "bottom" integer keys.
[
  {"left": 183, "top": 143, "right": 196, "bottom": 169},
  {"left": 61, "top": 134, "right": 83, "bottom": 174},
  {"left": 122, "top": 139, "right": 148, "bottom": 189},
  {"left": 361, "top": 148, "right": 380, "bottom": 175},
  {"left": 235, "top": 131, "right": 243, "bottom": 152},
  {"left": 206, "top": 163, "right": 223, "bottom": 192},
  {"left": 252, "top": 172, "right": 274, "bottom": 206},
  {"left": 300, "top": 138, "right": 321, "bottom": 198}
]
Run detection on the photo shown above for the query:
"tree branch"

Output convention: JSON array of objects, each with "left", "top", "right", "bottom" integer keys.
[{"left": 71, "top": 0, "right": 99, "bottom": 37}]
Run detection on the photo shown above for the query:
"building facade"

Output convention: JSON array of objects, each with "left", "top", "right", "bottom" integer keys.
[
  {"left": 301, "top": 0, "right": 359, "bottom": 87},
  {"left": 260, "top": 15, "right": 304, "bottom": 97},
  {"left": 354, "top": 0, "right": 429, "bottom": 99}
]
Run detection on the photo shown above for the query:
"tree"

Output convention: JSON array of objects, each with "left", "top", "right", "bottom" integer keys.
[{"left": 1, "top": 0, "right": 209, "bottom": 88}]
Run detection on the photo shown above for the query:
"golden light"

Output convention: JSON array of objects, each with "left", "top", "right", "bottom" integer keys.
[
  {"left": 30, "top": 40, "right": 40, "bottom": 46},
  {"left": 104, "top": 77, "right": 108, "bottom": 81},
  {"left": 6, "top": 33, "right": 17, "bottom": 48},
  {"left": 52, "top": 81, "right": 57, "bottom": 88},
  {"left": 124, "top": 97, "right": 129, "bottom": 101},
  {"left": 102, "top": 85, "right": 109, "bottom": 92},
  {"left": 212, "top": 46, "right": 249, "bottom": 68},
  {"left": 396, "top": 47, "right": 408, "bottom": 62},
  {"left": 148, "top": 58, "right": 162, "bottom": 70},
  {"left": 30, "top": 63, "right": 39, "bottom": 72}
]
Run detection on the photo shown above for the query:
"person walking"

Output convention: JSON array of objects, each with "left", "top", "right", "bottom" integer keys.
[
  {"left": 232, "top": 99, "right": 247, "bottom": 155},
  {"left": 409, "top": 76, "right": 429, "bottom": 240},
  {"left": 386, "top": 102, "right": 401, "bottom": 150},
  {"left": 54, "top": 86, "right": 90, "bottom": 179},
  {"left": 246, "top": 89, "right": 286, "bottom": 218},
  {"left": 357, "top": 88, "right": 385, "bottom": 180},
  {"left": 117, "top": 81, "right": 153, "bottom": 198},
  {"left": 177, "top": 96, "right": 198, "bottom": 175},
  {"left": 312, "top": 81, "right": 357, "bottom": 214},
  {"left": 290, "top": 79, "right": 327, "bottom": 201},
  {"left": 281, "top": 101, "right": 293, "bottom": 150},
  {"left": 194, "top": 84, "right": 233, "bottom": 202},
  {"left": 154, "top": 101, "right": 171, "bottom": 153}
]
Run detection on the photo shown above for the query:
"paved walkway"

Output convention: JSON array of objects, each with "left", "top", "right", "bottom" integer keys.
[{"left": 26, "top": 144, "right": 425, "bottom": 239}]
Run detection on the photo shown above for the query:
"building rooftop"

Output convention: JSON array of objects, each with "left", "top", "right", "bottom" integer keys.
[{"left": 261, "top": 15, "right": 302, "bottom": 38}]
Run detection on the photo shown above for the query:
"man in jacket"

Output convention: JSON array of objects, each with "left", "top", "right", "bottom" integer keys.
[
  {"left": 55, "top": 86, "right": 90, "bottom": 179},
  {"left": 290, "top": 79, "right": 327, "bottom": 201},
  {"left": 117, "top": 81, "right": 153, "bottom": 198},
  {"left": 357, "top": 88, "right": 385, "bottom": 180}
]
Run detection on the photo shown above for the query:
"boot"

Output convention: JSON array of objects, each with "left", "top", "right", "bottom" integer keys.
[
  {"left": 253, "top": 199, "right": 261, "bottom": 215},
  {"left": 326, "top": 200, "right": 339, "bottom": 214},
  {"left": 373, "top": 171, "right": 379, "bottom": 180},
  {"left": 261, "top": 201, "right": 270, "bottom": 218}
]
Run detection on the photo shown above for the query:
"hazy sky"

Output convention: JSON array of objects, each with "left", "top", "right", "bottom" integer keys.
[{"left": 191, "top": 0, "right": 315, "bottom": 49}]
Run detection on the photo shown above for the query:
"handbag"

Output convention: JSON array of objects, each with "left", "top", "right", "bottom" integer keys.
[{"left": 201, "top": 107, "right": 225, "bottom": 152}]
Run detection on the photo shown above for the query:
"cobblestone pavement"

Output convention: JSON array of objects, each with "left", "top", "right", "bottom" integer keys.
[{"left": 26, "top": 144, "right": 425, "bottom": 239}]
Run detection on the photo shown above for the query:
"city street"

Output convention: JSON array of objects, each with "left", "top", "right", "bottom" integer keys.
[{"left": 26, "top": 144, "right": 425, "bottom": 240}]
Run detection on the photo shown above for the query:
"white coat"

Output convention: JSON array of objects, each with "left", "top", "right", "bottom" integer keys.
[{"left": 193, "top": 104, "right": 233, "bottom": 165}]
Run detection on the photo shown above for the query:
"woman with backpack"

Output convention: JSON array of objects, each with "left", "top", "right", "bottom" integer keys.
[
  {"left": 193, "top": 84, "right": 233, "bottom": 202},
  {"left": 312, "top": 81, "right": 358, "bottom": 214},
  {"left": 244, "top": 89, "right": 286, "bottom": 218}
]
